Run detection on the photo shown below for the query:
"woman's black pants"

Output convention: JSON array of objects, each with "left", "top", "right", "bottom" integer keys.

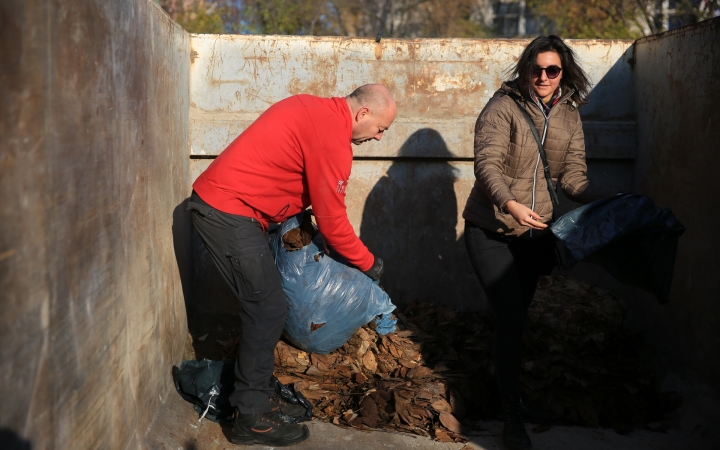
[{"left": 464, "top": 222, "right": 556, "bottom": 401}]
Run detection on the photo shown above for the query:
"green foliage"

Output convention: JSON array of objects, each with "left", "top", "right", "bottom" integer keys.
[
  {"left": 160, "top": 0, "right": 718, "bottom": 38},
  {"left": 528, "top": 0, "right": 719, "bottom": 39},
  {"left": 175, "top": 4, "right": 225, "bottom": 34},
  {"left": 527, "top": 0, "right": 645, "bottom": 39},
  {"left": 242, "top": 0, "right": 332, "bottom": 35}
]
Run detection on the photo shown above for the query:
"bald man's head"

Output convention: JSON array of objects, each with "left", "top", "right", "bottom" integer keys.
[
  {"left": 345, "top": 84, "right": 397, "bottom": 145},
  {"left": 347, "top": 84, "right": 395, "bottom": 111}
]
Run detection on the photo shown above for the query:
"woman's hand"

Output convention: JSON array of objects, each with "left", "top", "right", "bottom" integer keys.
[{"left": 505, "top": 200, "right": 548, "bottom": 230}]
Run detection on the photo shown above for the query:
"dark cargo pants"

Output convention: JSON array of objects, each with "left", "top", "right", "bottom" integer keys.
[{"left": 188, "top": 191, "right": 287, "bottom": 414}]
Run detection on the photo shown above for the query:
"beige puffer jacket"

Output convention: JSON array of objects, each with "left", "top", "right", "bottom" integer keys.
[{"left": 463, "top": 81, "right": 613, "bottom": 237}]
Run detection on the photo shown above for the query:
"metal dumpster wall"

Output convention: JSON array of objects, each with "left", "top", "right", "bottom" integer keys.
[
  {"left": 632, "top": 18, "right": 720, "bottom": 388},
  {"left": 0, "top": 1, "right": 190, "bottom": 448},
  {"left": 189, "top": 35, "right": 635, "bottom": 311}
]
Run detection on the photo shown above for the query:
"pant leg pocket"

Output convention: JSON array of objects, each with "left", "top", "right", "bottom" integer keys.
[
  {"left": 229, "top": 244, "right": 280, "bottom": 302},
  {"left": 187, "top": 201, "right": 214, "bottom": 217}
]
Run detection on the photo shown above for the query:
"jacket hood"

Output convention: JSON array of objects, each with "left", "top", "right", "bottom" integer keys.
[{"left": 498, "top": 80, "right": 523, "bottom": 99}]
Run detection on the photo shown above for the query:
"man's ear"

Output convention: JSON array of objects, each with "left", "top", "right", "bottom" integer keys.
[{"left": 355, "top": 106, "right": 370, "bottom": 122}]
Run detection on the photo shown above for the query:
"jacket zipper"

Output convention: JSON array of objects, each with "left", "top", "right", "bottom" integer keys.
[{"left": 526, "top": 90, "right": 574, "bottom": 236}]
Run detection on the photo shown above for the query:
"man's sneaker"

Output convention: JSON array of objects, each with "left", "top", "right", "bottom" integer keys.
[
  {"left": 273, "top": 395, "right": 310, "bottom": 422},
  {"left": 231, "top": 409, "right": 309, "bottom": 447}
]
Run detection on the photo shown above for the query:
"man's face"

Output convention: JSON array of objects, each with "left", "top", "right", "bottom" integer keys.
[{"left": 351, "top": 104, "right": 396, "bottom": 145}]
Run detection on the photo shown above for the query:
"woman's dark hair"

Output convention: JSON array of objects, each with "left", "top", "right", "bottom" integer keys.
[{"left": 510, "top": 35, "right": 591, "bottom": 104}]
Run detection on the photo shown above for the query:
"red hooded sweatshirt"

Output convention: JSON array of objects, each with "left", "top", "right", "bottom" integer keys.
[{"left": 192, "top": 94, "right": 374, "bottom": 272}]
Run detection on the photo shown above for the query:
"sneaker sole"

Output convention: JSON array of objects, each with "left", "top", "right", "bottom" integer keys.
[{"left": 231, "top": 426, "right": 310, "bottom": 447}]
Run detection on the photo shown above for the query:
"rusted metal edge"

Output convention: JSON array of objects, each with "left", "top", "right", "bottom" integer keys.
[
  {"left": 635, "top": 16, "right": 720, "bottom": 44},
  {"left": 188, "top": 34, "right": 636, "bottom": 45}
]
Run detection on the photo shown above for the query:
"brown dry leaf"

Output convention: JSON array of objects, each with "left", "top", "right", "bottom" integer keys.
[
  {"left": 439, "top": 412, "right": 462, "bottom": 433},
  {"left": 276, "top": 375, "right": 304, "bottom": 385},
  {"left": 398, "top": 358, "right": 417, "bottom": 369},
  {"left": 343, "top": 409, "right": 357, "bottom": 422},
  {"left": 407, "top": 366, "right": 432, "bottom": 379},
  {"left": 388, "top": 342, "right": 403, "bottom": 358},
  {"left": 434, "top": 428, "right": 454, "bottom": 442},
  {"left": 398, "top": 408, "right": 414, "bottom": 426},
  {"left": 363, "top": 351, "right": 378, "bottom": 372},
  {"left": 311, "top": 353, "right": 330, "bottom": 366},
  {"left": 376, "top": 354, "right": 397, "bottom": 373},
  {"left": 354, "top": 372, "right": 368, "bottom": 384},
  {"left": 431, "top": 398, "right": 453, "bottom": 413}
]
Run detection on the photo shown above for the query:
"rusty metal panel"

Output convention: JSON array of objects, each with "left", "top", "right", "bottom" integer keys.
[
  {"left": 632, "top": 18, "right": 720, "bottom": 389},
  {"left": 583, "top": 121, "right": 637, "bottom": 159},
  {"left": 0, "top": 1, "right": 191, "bottom": 448},
  {"left": 189, "top": 36, "right": 635, "bottom": 158}
]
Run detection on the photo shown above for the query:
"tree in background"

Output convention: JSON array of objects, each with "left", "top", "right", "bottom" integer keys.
[
  {"left": 671, "top": 0, "right": 720, "bottom": 29},
  {"left": 330, "top": 0, "right": 429, "bottom": 37},
  {"left": 331, "top": 0, "right": 487, "bottom": 38},
  {"left": 528, "top": 0, "right": 720, "bottom": 38},
  {"left": 526, "top": 0, "right": 645, "bottom": 38},
  {"left": 157, "top": 0, "right": 230, "bottom": 33},
  {"left": 418, "top": 0, "right": 488, "bottom": 37},
  {"left": 158, "top": 0, "right": 718, "bottom": 38},
  {"left": 159, "top": 0, "right": 488, "bottom": 37},
  {"left": 241, "top": 0, "right": 342, "bottom": 35}
]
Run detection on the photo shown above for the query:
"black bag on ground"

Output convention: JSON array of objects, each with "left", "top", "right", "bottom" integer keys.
[
  {"left": 551, "top": 194, "right": 685, "bottom": 304},
  {"left": 172, "top": 359, "right": 313, "bottom": 424}
]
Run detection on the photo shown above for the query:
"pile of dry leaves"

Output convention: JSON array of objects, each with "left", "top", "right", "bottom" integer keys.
[{"left": 222, "top": 275, "right": 680, "bottom": 442}]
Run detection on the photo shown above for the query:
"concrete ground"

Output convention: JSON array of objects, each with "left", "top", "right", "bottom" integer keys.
[{"left": 143, "top": 387, "right": 717, "bottom": 450}]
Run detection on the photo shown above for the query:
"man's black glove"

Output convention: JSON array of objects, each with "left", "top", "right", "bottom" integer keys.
[{"left": 363, "top": 256, "right": 384, "bottom": 281}]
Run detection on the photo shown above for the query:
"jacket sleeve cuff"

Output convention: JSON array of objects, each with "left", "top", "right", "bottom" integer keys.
[{"left": 498, "top": 196, "right": 517, "bottom": 213}]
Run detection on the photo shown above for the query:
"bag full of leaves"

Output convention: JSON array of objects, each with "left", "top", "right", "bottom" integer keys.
[{"left": 269, "top": 211, "right": 397, "bottom": 354}]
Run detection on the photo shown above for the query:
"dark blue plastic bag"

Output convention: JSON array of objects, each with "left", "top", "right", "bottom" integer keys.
[
  {"left": 269, "top": 212, "right": 396, "bottom": 354},
  {"left": 551, "top": 194, "right": 685, "bottom": 303},
  {"left": 172, "top": 359, "right": 313, "bottom": 423},
  {"left": 171, "top": 359, "right": 236, "bottom": 423}
]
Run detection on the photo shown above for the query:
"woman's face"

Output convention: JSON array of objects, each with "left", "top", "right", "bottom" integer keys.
[{"left": 532, "top": 51, "right": 563, "bottom": 101}]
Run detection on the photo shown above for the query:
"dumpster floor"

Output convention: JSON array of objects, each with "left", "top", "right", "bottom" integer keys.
[
  {"left": 161, "top": 304, "right": 719, "bottom": 450},
  {"left": 143, "top": 385, "right": 716, "bottom": 450}
]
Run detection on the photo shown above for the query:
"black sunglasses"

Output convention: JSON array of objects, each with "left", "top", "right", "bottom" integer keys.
[{"left": 532, "top": 65, "right": 563, "bottom": 79}]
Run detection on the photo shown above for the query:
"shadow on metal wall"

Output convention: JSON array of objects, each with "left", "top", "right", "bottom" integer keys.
[{"left": 360, "top": 128, "right": 479, "bottom": 310}]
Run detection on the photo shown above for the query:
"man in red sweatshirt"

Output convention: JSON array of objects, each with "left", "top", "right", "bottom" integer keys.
[{"left": 188, "top": 84, "right": 396, "bottom": 446}]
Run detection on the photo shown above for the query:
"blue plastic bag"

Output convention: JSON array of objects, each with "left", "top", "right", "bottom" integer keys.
[
  {"left": 551, "top": 194, "right": 684, "bottom": 303},
  {"left": 172, "top": 359, "right": 313, "bottom": 423},
  {"left": 269, "top": 212, "right": 396, "bottom": 354}
]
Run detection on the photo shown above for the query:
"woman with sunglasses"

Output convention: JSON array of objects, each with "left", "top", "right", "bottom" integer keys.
[{"left": 463, "top": 35, "right": 614, "bottom": 449}]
